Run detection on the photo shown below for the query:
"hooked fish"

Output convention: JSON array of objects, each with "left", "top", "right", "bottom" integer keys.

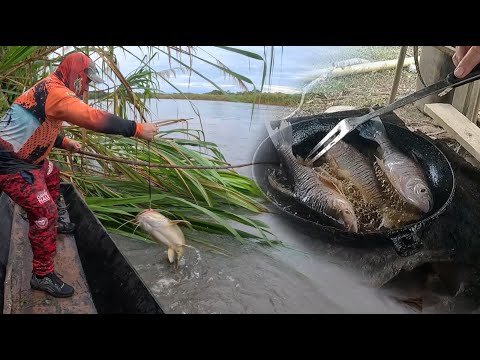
[
  {"left": 358, "top": 117, "right": 433, "bottom": 214},
  {"left": 136, "top": 209, "right": 191, "bottom": 266},
  {"left": 270, "top": 121, "right": 358, "bottom": 232}
]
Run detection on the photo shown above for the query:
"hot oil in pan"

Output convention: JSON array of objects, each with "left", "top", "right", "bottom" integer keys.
[
  {"left": 312, "top": 162, "right": 383, "bottom": 232},
  {"left": 310, "top": 161, "right": 423, "bottom": 232}
]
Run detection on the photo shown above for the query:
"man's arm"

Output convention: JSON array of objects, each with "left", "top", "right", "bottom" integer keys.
[
  {"left": 53, "top": 134, "right": 65, "bottom": 149},
  {"left": 46, "top": 89, "right": 156, "bottom": 141},
  {"left": 53, "top": 134, "right": 81, "bottom": 152}
]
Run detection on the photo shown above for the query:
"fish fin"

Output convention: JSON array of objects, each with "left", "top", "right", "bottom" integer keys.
[
  {"left": 271, "top": 120, "right": 293, "bottom": 150},
  {"left": 374, "top": 155, "right": 387, "bottom": 174},
  {"left": 267, "top": 172, "right": 295, "bottom": 198},
  {"left": 168, "top": 220, "right": 190, "bottom": 226},
  {"left": 315, "top": 167, "right": 344, "bottom": 194},
  {"left": 335, "top": 167, "right": 351, "bottom": 181},
  {"left": 410, "top": 149, "right": 421, "bottom": 163},
  {"left": 378, "top": 211, "right": 394, "bottom": 230},
  {"left": 296, "top": 154, "right": 306, "bottom": 165},
  {"left": 167, "top": 248, "right": 175, "bottom": 263},
  {"left": 323, "top": 153, "right": 338, "bottom": 171},
  {"left": 316, "top": 173, "right": 344, "bottom": 195},
  {"left": 358, "top": 116, "right": 387, "bottom": 142}
]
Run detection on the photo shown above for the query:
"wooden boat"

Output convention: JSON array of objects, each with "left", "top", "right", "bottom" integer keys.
[{"left": 0, "top": 183, "right": 163, "bottom": 314}]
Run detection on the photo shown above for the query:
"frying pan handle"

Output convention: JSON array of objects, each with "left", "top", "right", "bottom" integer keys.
[
  {"left": 390, "top": 230, "right": 424, "bottom": 257},
  {"left": 446, "top": 64, "right": 480, "bottom": 88}
]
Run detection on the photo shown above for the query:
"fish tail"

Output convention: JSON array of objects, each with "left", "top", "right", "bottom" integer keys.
[
  {"left": 271, "top": 120, "right": 293, "bottom": 150},
  {"left": 358, "top": 116, "right": 388, "bottom": 143},
  {"left": 267, "top": 171, "right": 295, "bottom": 198}
]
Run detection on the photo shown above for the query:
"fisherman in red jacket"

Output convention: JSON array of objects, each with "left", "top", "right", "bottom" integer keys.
[{"left": 0, "top": 52, "right": 157, "bottom": 298}]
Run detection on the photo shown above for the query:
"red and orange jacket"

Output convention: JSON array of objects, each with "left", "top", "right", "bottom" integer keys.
[{"left": 0, "top": 73, "right": 144, "bottom": 174}]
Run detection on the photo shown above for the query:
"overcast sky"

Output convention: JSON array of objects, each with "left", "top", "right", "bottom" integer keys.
[{"left": 112, "top": 46, "right": 355, "bottom": 94}]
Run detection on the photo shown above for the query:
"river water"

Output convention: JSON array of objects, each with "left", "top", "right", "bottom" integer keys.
[{"left": 110, "top": 99, "right": 417, "bottom": 314}]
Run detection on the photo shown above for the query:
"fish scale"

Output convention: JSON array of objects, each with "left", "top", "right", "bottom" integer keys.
[
  {"left": 324, "top": 141, "right": 385, "bottom": 208},
  {"left": 374, "top": 161, "right": 409, "bottom": 211},
  {"left": 316, "top": 163, "right": 383, "bottom": 231},
  {"left": 315, "top": 146, "right": 386, "bottom": 231},
  {"left": 271, "top": 123, "right": 359, "bottom": 232},
  {"left": 312, "top": 158, "right": 422, "bottom": 232},
  {"left": 373, "top": 161, "right": 423, "bottom": 226}
]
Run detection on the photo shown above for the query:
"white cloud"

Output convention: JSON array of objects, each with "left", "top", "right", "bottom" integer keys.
[
  {"left": 174, "top": 82, "right": 236, "bottom": 88},
  {"left": 100, "top": 46, "right": 354, "bottom": 94},
  {"left": 263, "top": 85, "right": 302, "bottom": 94}
]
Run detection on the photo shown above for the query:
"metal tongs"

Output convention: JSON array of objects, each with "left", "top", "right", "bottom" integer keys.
[{"left": 305, "top": 64, "right": 480, "bottom": 166}]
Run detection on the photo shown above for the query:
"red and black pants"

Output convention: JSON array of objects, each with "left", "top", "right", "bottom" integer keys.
[{"left": 0, "top": 160, "right": 60, "bottom": 276}]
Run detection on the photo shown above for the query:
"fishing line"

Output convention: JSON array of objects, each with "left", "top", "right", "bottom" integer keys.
[{"left": 148, "top": 140, "right": 152, "bottom": 210}]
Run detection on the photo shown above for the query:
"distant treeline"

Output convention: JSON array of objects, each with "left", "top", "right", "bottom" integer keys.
[
  {"left": 89, "top": 90, "right": 301, "bottom": 107},
  {"left": 151, "top": 90, "right": 301, "bottom": 106}
]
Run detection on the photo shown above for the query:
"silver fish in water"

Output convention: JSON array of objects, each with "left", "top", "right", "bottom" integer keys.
[{"left": 136, "top": 209, "right": 190, "bottom": 266}]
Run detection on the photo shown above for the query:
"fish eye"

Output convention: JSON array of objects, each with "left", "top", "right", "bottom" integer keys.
[{"left": 420, "top": 188, "right": 426, "bottom": 193}]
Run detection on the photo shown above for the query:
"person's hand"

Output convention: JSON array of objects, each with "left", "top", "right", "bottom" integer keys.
[
  {"left": 65, "top": 139, "right": 81, "bottom": 153},
  {"left": 452, "top": 46, "right": 480, "bottom": 78},
  {"left": 137, "top": 123, "right": 157, "bottom": 141}
]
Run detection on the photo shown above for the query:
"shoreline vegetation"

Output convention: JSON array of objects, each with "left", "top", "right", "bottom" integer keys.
[
  {"left": 90, "top": 89, "right": 301, "bottom": 107},
  {"left": 87, "top": 48, "right": 416, "bottom": 108}
]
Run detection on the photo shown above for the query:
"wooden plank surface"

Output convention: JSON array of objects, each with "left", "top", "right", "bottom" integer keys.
[
  {"left": 424, "top": 103, "right": 480, "bottom": 163},
  {"left": 414, "top": 46, "right": 456, "bottom": 112},
  {"left": 452, "top": 81, "right": 480, "bottom": 122},
  {"left": 3, "top": 198, "right": 97, "bottom": 314}
]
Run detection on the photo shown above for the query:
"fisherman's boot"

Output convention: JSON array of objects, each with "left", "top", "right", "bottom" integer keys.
[
  {"left": 30, "top": 271, "right": 75, "bottom": 298},
  {"left": 20, "top": 195, "right": 76, "bottom": 234},
  {"left": 56, "top": 195, "right": 75, "bottom": 234}
]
